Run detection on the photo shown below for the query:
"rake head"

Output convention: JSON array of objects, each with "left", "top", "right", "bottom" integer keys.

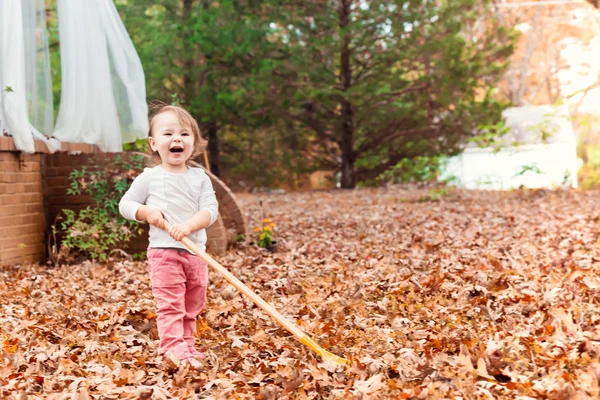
[
  {"left": 319, "top": 349, "right": 350, "bottom": 367},
  {"left": 300, "top": 335, "right": 350, "bottom": 367}
]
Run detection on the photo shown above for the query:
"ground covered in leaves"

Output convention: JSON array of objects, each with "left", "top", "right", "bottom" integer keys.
[{"left": 3, "top": 186, "right": 600, "bottom": 399}]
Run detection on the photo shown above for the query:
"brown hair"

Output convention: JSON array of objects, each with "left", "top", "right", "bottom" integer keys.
[{"left": 147, "top": 103, "right": 207, "bottom": 166}]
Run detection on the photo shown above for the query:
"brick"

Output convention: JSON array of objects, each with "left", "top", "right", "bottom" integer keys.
[
  {"left": 223, "top": 201, "right": 240, "bottom": 217},
  {"left": 56, "top": 153, "right": 96, "bottom": 168},
  {"left": 0, "top": 139, "right": 51, "bottom": 153},
  {"left": 1, "top": 223, "right": 45, "bottom": 238},
  {"left": 207, "top": 239, "right": 227, "bottom": 255},
  {"left": 213, "top": 185, "right": 227, "bottom": 198},
  {"left": 24, "top": 182, "right": 43, "bottom": 193},
  {"left": 0, "top": 243, "right": 45, "bottom": 262},
  {"left": 1, "top": 203, "right": 45, "bottom": 216},
  {"left": 228, "top": 208, "right": 243, "bottom": 221},
  {"left": 207, "top": 233, "right": 227, "bottom": 242},
  {"left": 64, "top": 143, "right": 98, "bottom": 153},
  {"left": 19, "top": 154, "right": 41, "bottom": 163},
  {"left": 0, "top": 253, "right": 44, "bottom": 266},
  {"left": 0, "top": 193, "right": 43, "bottom": 206},
  {"left": 41, "top": 167, "right": 58, "bottom": 177},
  {"left": 44, "top": 154, "right": 58, "bottom": 167},
  {"left": 0, "top": 213, "right": 46, "bottom": 228},
  {"left": 55, "top": 166, "right": 79, "bottom": 177},
  {"left": 0, "top": 172, "right": 41, "bottom": 184},
  {"left": 219, "top": 194, "right": 236, "bottom": 210},
  {"left": 0, "top": 159, "right": 40, "bottom": 173},
  {"left": 54, "top": 153, "right": 70, "bottom": 167},
  {"left": 0, "top": 138, "right": 17, "bottom": 152},
  {"left": 233, "top": 216, "right": 245, "bottom": 228},
  {"left": 0, "top": 151, "right": 40, "bottom": 162},
  {"left": 33, "top": 141, "right": 50, "bottom": 153},
  {"left": 220, "top": 214, "right": 233, "bottom": 226},
  {"left": 3, "top": 233, "right": 45, "bottom": 248},
  {"left": 24, "top": 163, "right": 41, "bottom": 173},
  {"left": 43, "top": 155, "right": 74, "bottom": 172},
  {"left": 45, "top": 186, "right": 69, "bottom": 197},
  {"left": 0, "top": 153, "right": 17, "bottom": 162},
  {"left": 45, "top": 176, "right": 69, "bottom": 187},
  {"left": 0, "top": 183, "right": 27, "bottom": 194},
  {"left": 207, "top": 231, "right": 226, "bottom": 240},
  {"left": 2, "top": 239, "right": 45, "bottom": 254}
]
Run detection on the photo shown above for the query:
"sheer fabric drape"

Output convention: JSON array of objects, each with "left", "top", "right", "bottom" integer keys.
[
  {"left": 0, "top": 0, "right": 58, "bottom": 153},
  {"left": 1, "top": 0, "right": 147, "bottom": 153},
  {"left": 53, "top": 0, "right": 148, "bottom": 151},
  {"left": 23, "top": 0, "right": 54, "bottom": 136}
]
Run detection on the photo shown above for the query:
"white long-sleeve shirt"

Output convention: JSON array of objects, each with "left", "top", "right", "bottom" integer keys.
[{"left": 119, "top": 166, "right": 219, "bottom": 251}]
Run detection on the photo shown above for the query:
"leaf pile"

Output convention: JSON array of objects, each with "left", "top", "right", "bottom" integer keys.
[{"left": 2, "top": 187, "right": 600, "bottom": 399}]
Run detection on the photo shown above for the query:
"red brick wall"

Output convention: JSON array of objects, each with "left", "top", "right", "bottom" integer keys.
[{"left": 0, "top": 153, "right": 46, "bottom": 265}]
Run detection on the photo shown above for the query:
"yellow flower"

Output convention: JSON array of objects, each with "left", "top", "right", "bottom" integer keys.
[
  {"left": 267, "top": 223, "right": 276, "bottom": 229},
  {"left": 264, "top": 226, "right": 272, "bottom": 232},
  {"left": 254, "top": 227, "right": 262, "bottom": 232},
  {"left": 262, "top": 218, "right": 272, "bottom": 223}
]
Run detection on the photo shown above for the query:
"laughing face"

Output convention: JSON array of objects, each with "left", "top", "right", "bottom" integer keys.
[{"left": 148, "top": 110, "right": 195, "bottom": 173}]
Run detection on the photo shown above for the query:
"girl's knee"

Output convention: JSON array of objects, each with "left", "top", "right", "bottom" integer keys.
[{"left": 152, "top": 285, "right": 186, "bottom": 311}]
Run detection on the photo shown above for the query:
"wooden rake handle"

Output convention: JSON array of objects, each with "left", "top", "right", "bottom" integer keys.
[{"left": 163, "top": 222, "right": 348, "bottom": 365}]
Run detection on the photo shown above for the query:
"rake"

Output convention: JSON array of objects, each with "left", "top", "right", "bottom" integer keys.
[{"left": 163, "top": 221, "right": 349, "bottom": 367}]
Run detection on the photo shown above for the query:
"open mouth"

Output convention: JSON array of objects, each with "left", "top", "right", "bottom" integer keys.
[{"left": 170, "top": 147, "right": 184, "bottom": 153}]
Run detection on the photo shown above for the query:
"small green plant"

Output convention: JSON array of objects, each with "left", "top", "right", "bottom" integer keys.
[
  {"left": 419, "top": 187, "right": 452, "bottom": 202},
  {"left": 514, "top": 164, "right": 544, "bottom": 177},
  {"left": 122, "top": 138, "right": 148, "bottom": 153},
  {"left": 59, "top": 154, "right": 144, "bottom": 261},
  {"left": 470, "top": 120, "right": 511, "bottom": 151},
  {"left": 254, "top": 218, "right": 276, "bottom": 248}
]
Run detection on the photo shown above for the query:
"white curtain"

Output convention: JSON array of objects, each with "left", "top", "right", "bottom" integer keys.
[
  {"left": 53, "top": 0, "right": 148, "bottom": 151},
  {"left": 0, "top": 0, "right": 58, "bottom": 153},
  {"left": 23, "top": 0, "right": 54, "bottom": 135}
]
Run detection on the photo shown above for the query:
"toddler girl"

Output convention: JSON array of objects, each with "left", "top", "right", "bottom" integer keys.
[{"left": 119, "top": 105, "right": 218, "bottom": 368}]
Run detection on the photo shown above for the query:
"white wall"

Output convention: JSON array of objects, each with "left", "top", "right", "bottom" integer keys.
[{"left": 440, "top": 142, "right": 579, "bottom": 190}]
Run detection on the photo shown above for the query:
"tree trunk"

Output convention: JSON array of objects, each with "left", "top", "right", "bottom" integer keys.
[
  {"left": 205, "top": 122, "right": 221, "bottom": 177},
  {"left": 338, "top": 0, "right": 355, "bottom": 189},
  {"left": 182, "top": 0, "right": 193, "bottom": 104}
]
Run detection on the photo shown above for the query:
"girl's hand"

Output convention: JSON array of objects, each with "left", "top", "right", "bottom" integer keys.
[
  {"left": 146, "top": 208, "right": 165, "bottom": 229},
  {"left": 169, "top": 223, "right": 192, "bottom": 241}
]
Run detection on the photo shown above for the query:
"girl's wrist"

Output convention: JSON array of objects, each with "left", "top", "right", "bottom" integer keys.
[{"left": 184, "top": 221, "right": 196, "bottom": 234}]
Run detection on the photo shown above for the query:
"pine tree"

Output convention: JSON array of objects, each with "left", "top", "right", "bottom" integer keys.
[{"left": 268, "top": 0, "right": 516, "bottom": 187}]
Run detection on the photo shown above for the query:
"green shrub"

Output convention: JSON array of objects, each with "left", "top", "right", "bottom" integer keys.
[
  {"left": 579, "top": 164, "right": 600, "bottom": 190},
  {"left": 578, "top": 143, "right": 600, "bottom": 190},
  {"left": 59, "top": 154, "right": 144, "bottom": 261},
  {"left": 378, "top": 155, "right": 448, "bottom": 184}
]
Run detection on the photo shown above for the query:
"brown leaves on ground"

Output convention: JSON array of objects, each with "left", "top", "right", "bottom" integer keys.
[{"left": 3, "top": 186, "right": 600, "bottom": 398}]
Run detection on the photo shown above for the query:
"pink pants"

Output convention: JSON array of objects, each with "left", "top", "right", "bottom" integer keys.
[{"left": 147, "top": 248, "right": 208, "bottom": 355}]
